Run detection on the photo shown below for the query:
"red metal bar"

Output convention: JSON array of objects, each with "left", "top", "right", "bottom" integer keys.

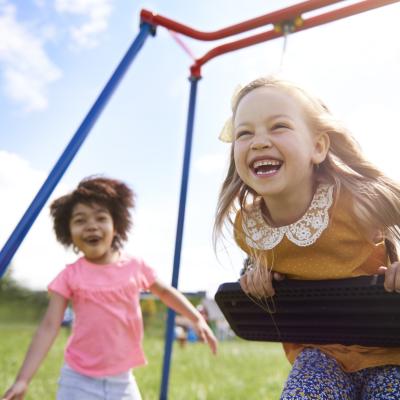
[
  {"left": 140, "top": 0, "right": 344, "bottom": 41},
  {"left": 190, "top": 0, "right": 400, "bottom": 77}
]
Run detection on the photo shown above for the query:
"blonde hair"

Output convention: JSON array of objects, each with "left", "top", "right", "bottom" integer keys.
[{"left": 213, "top": 76, "right": 400, "bottom": 252}]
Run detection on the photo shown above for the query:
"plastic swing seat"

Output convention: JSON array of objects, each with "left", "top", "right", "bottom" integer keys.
[{"left": 215, "top": 275, "right": 400, "bottom": 347}]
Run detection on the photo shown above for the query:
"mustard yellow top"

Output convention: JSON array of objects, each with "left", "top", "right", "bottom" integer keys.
[{"left": 234, "top": 184, "right": 399, "bottom": 372}]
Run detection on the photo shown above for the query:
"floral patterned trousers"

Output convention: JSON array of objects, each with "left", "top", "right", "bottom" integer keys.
[{"left": 281, "top": 348, "right": 400, "bottom": 399}]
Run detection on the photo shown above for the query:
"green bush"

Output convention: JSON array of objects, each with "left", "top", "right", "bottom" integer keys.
[{"left": 0, "top": 271, "right": 48, "bottom": 323}]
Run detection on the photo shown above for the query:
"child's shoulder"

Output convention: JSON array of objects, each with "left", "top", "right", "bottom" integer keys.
[
  {"left": 56, "top": 257, "right": 81, "bottom": 274},
  {"left": 119, "top": 253, "right": 154, "bottom": 271},
  {"left": 121, "top": 253, "right": 157, "bottom": 283},
  {"left": 119, "top": 252, "right": 144, "bottom": 264}
]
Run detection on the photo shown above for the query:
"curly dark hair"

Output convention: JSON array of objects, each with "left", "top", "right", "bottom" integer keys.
[{"left": 50, "top": 176, "right": 135, "bottom": 250}]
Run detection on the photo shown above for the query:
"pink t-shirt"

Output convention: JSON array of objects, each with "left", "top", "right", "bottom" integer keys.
[{"left": 48, "top": 254, "right": 157, "bottom": 377}]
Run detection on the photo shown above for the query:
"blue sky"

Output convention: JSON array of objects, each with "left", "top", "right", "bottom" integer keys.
[{"left": 1, "top": 0, "right": 400, "bottom": 295}]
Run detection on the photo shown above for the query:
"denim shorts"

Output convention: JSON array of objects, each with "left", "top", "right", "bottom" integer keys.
[{"left": 57, "top": 363, "right": 142, "bottom": 400}]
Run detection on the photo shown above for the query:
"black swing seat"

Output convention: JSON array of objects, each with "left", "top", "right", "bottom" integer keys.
[{"left": 214, "top": 275, "right": 400, "bottom": 347}]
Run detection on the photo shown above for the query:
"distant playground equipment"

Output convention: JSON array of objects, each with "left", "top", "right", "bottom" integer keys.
[
  {"left": 1, "top": 1, "right": 399, "bottom": 398},
  {"left": 174, "top": 315, "right": 198, "bottom": 347}
]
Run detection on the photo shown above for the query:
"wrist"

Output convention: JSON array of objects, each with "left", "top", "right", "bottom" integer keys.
[
  {"left": 191, "top": 313, "right": 204, "bottom": 324},
  {"left": 15, "top": 376, "right": 30, "bottom": 385}
]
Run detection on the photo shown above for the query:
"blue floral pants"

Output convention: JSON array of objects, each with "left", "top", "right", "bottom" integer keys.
[{"left": 281, "top": 348, "right": 400, "bottom": 399}]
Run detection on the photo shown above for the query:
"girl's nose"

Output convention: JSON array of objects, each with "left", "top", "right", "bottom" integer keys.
[
  {"left": 86, "top": 219, "right": 98, "bottom": 230},
  {"left": 251, "top": 132, "right": 272, "bottom": 150}
]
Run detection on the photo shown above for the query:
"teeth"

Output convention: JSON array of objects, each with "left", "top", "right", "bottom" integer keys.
[
  {"left": 253, "top": 159, "right": 281, "bottom": 168},
  {"left": 256, "top": 169, "right": 278, "bottom": 176}
]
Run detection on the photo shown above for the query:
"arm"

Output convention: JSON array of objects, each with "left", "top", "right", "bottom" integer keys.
[
  {"left": 149, "top": 279, "right": 217, "bottom": 354},
  {"left": 2, "top": 292, "right": 68, "bottom": 400},
  {"left": 377, "top": 238, "right": 400, "bottom": 293},
  {"left": 378, "top": 261, "right": 400, "bottom": 293}
]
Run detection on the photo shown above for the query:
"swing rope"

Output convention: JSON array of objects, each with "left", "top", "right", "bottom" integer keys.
[
  {"left": 275, "top": 16, "right": 303, "bottom": 72},
  {"left": 279, "top": 23, "right": 290, "bottom": 71},
  {"left": 168, "top": 30, "right": 196, "bottom": 61}
]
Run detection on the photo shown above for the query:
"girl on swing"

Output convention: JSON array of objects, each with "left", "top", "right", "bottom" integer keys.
[{"left": 214, "top": 76, "right": 400, "bottom": 399}]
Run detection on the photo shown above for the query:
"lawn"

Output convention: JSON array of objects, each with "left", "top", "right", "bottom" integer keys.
[{"left": 0, "top": 323, "right": 291, "bottom": 399}]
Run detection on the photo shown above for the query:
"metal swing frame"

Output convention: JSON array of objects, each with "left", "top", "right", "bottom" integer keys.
[{"left": 1, "top": 1, "right": 399, "bottom": 398}]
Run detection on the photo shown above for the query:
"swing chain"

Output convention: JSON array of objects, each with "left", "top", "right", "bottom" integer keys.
[{"left": 274, "top": 17, "right": 302, "bottom": 72}]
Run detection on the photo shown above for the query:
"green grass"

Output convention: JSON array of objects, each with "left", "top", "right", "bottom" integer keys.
[{"left": 0, "top": 323, "right": 290, "bottom": 399}]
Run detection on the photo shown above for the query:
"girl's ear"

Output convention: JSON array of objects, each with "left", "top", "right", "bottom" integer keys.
[{"left": 312, "top": 132, "right": 330, "bottom": 165}]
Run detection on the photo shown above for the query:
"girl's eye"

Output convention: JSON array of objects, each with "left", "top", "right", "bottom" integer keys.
[
  {"left": 272, "top": 123, "right": 289, "bottom": 130},
  {"left": 97, "top": 213, "right": 111, "bottom": 222},
  {"left": 235, "top": 130, "right": 252, "bottom": 139},
  {"left": 73, "top": 218, "right": 85, "bottom": 225}
]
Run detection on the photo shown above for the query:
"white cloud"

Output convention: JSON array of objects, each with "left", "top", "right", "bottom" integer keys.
[
  {"left": 194, "top": 153, "right": 228, "bottom": 174},
  {"left": 0, "top": 151, "right": 47, "bottom": 221},
  {"left": 0, "top": 1, "right": 62, "bottom": 111},
  {"left": 180, "top": 243, "right": 243, "bottom": 296},
  {"left": 55, "top": 0, "right": 113, "bottom": 48},
  {"left": 346, "top": 103, "right": 400, "bottom": 183},
  {"left": 126, "top": 201, "right": 242, "bottom": 296},
  {"left": 0, "top": 151, "right": 73, "bottom": 290}
]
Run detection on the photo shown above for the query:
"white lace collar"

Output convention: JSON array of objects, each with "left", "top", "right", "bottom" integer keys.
[{"left": 242, "top": 184, "right": 334, "bottom": 250}]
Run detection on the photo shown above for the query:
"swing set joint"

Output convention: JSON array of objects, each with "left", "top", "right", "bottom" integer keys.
[{"left": 274, "top": 16, "right": 303, "bottom": 34}]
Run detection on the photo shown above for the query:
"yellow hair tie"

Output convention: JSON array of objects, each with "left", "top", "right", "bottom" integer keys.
[
  {"left": 218, "top": 117, "right": 233, "bottom": 143},
  {"left": 218, "top": 84, "right": 243, "bottom": 143}
]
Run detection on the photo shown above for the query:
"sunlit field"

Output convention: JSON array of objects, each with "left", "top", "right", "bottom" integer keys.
[{"left": 0, "top": 323, "right": 290, "bottom": 400}]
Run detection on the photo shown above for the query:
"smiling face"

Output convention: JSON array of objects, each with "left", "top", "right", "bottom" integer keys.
[
  {"left": 233, "top": 86, "right": 328, "bottom": 205},
  {"left": 69, "top": 202, "right": 117, "bottom": 264}
]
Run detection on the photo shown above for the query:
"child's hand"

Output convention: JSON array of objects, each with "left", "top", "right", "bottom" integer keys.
[
  {"left": 192, "top": 318, "right": 218, "bottom": 355},
  {"left": 240, "top": 267, "right": 285, "bottom": 298},
  {"left": 378, "top": 262, "right": 400, "bottom": 293},
  {"left": 2, "top": 380, "right": 28, "bottom": 400}
]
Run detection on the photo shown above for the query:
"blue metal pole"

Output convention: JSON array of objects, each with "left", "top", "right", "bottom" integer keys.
[
  {"left": 0, "top": 22, "right": 154, "bottom": 278},
  {"left": 159, "top": 76, "right": 200, "bottom": 400}
]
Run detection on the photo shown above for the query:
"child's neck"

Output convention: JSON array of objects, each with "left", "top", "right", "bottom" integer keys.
[
  {"left": 85, "top": 249, "right": 120, "bottom": 265},
  {"left": 262, "top": 184, "right": 315, "bottom": 227}
]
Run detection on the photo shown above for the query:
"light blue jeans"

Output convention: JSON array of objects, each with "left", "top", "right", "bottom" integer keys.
[{"left": 57, "top": 363, "right": 142, "bottom": 400}]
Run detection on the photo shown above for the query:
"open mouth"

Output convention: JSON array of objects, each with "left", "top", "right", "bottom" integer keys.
[
  {"left": 84, "top": 236, "right": 101, "bottom": 245},
  {"left": 252, "top": 159, "right": 283, "bottom": 176}
]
